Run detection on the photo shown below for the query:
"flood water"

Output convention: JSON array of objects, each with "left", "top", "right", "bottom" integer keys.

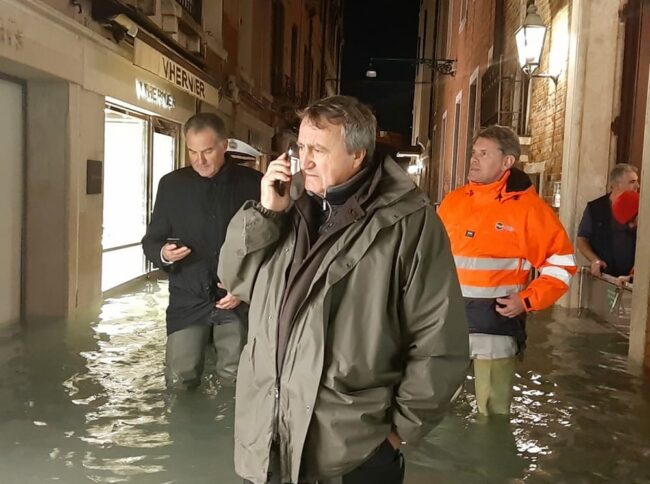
[{"left": 1, "top": 277, "right": 649, "bottom": 483}]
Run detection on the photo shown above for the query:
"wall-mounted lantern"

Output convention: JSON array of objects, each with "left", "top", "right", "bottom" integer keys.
[{"left": 515, "top": 2, "right": 558, "bottom": 84}]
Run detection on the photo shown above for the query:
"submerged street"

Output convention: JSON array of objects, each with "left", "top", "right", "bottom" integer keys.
[{"left": 1, "top": 278, "right": 649, "bottom": 484}]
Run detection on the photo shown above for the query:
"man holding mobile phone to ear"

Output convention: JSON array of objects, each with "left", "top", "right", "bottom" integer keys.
[
  {"left": 219, "top": 96, "right": 468, "bottom": 484},
  {"left": 142, "top": 112, "right": 261, "bottom": 390}
]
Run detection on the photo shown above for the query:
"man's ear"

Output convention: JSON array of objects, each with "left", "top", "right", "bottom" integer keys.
[
  {"left": 352, "top": 149, "right": 367, "bottom": 169},
  {"left": 504, "top": 154, "right": 516, "bottom": 170}
]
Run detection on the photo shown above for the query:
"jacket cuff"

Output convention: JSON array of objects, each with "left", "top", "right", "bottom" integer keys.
[
  {"left": 254, "top": 202, "right": 286, "bottom": 219},
  {"left": 160, "top": 247, "right": 174, "bottom": 266},
  {"left": 518, "top": 290, "right": 535, "bottom": 312},
  {"left": 392, "top": 408, "right": 427, "bottom": 444}
]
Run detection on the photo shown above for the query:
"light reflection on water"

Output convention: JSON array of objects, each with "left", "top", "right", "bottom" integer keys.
[
  {"left": 406, "top": 309, "right": 650, "bottom": 484},
  {"left": 0, "top": 280, "right": 649, "bottom": 483},
  {"left": 0, "top": 279, "right": 238, "bottom": 484}
]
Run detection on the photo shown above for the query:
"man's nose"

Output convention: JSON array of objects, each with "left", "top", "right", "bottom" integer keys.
[{"left": 300, "top": 149, "right": 315, "bottom": 170}]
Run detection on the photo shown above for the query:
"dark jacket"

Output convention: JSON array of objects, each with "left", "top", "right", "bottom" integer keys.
[
  {"left": 219, "top": 156, "right": 469, "bottom": 483},
  {"left": 585, "top": 195, "right": 635, "bottom": 277},
  {"left": 142, "top": 159, "right": 261, "bottom": 334},
  {"left": 587, "top": 195, "right": 615, "bottom": 273}
]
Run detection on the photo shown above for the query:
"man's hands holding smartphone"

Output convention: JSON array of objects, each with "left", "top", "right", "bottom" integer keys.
[
  {"left": 261, "top": 153, "right": 292, "bottom": 212},
  {"left": 162, "top": 238, "right": 191, "bottom": 263}
]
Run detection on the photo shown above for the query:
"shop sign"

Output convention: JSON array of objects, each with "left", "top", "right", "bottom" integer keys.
[
  {"left": 135, "top": 80, "right": 176, "bottom": 110},
  {"left": 0, "top": 16, "right": 24, "bottom": 50},
  {"left": 134, "top": 39, "right": 220, "bottom": 106}
]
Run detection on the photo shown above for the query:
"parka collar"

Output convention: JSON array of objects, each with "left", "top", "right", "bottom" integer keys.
[{"left": 464, "top": 167, "right": 533, "bottom": 201}]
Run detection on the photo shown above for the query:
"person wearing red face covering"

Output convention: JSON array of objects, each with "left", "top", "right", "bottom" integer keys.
[{"left": 611, "top": 190, "right": 640, "bottom": 285}]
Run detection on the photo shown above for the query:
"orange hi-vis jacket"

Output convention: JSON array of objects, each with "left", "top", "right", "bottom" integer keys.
[{"left": 438, "top": 168, "right": 576, "bottom": 312}]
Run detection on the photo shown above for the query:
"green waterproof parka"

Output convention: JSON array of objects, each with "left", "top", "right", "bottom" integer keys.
[{"left": 218, "top": 157, "right": 469, "bottom": 483}]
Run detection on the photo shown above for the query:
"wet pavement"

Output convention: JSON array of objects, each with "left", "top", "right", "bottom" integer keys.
[{"left": 1, "top": 277, "right": 650, "bottom": 483}]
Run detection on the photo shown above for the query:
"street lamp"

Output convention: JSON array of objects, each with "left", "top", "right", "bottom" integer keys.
[
  {"left": 396, "top": 142, "right": 426, "bottom": 176},
  {"left": 365, "top": 57, "right": 456, "bottom": 78},
  {"left": 515, "top": 2, "right": 558, "bottom": 84}
]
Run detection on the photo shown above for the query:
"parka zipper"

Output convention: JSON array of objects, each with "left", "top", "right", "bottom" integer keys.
[
  {"left": 272, "top": 235, "right": 297, "bottom": 444},
  {"left": 272, "top": 377, "right": 280, "bottom": 441}
]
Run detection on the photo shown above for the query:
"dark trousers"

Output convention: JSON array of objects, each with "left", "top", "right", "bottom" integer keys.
[
  {"left": 165, "top": 308, "right": 244, "bottom": 389},
  {"left": 245, "top": 439, "right": 405, "bottom": 484}
]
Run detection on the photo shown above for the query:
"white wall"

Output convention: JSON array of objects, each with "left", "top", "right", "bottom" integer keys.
[
  {"left": 24, "top": 81, "right": 70, "bottom": 317},
  {"left": 0, "top": 78, "right": 24, "bottom": 324},
  {"left": 559, "top": 0, "right": 625, "bottom": 307}
]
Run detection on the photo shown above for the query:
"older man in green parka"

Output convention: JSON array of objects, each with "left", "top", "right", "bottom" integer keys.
[{"left": 219, "top": 95, "right": 469, "bottom": 484}]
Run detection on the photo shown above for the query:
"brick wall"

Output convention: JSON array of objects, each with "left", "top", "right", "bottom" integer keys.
[
  {"left": 427, "top": 0, "right": 571, "bottom": 203},
  {"left": 428, "top": 0, "right": 496, "bottom": 200},
  {"left": 509, "top": 0, "right": 571, "bottom": 199}
]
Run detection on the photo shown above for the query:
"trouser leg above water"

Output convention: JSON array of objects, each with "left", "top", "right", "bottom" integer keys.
[
  {"left": 210, "top": 309, "right": 245, "bottom": 384},
  {"left": 165, "top": 323, "right": 210, "bottom": 389},
  {"left": 473, "top": 357, "right": 517, "bottom": 416}
]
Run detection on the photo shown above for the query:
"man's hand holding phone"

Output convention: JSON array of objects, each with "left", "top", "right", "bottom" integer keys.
[
  {"left": 261, "top": 153, "right": 292, "bottom": 212},
  {"left": 162, "top": 237, "right": 191, "bottom": 263}
]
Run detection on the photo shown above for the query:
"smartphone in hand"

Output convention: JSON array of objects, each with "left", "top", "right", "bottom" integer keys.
[
  {"left": 275, "top": 142, "right": 301, "bottom": 197},
  {"left": 166, "top": 237, "right": 186, "bottom": 249}
]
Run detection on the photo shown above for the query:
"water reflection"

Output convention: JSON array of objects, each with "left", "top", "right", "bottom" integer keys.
[
  {"left": 0, "top": 280, "right": 649, "bottom": 483},
  {"left": 404, "top": 308, "right": 650, "bottom": 483},
  {"left": 0, "top": 279, "right": 239, "bottom": 484}
]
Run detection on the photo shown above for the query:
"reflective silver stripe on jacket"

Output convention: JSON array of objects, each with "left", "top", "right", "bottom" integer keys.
[
  {"left": 539, "top": 266, "right": 572, "bottom": 285},
  {"left": 454, "top": 256, "right": 532, "bottom": 271},
  {"left": 545, "top": 254, "right": 577, "bottom": 266},
  {"left": 460, "top": 284, "right": 524, "bottom": 298}
]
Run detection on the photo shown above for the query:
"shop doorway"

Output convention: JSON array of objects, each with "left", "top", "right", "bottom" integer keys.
[
  {"left": 101, "top": 105, "right": 180, "bottom": 291},
  {"left": 0, "top": 77, "right": 24, "bottom": 324}
]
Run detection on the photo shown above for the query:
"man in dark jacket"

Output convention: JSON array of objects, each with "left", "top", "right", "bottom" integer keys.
[
  {"left": 577, "top": 163, "right": 639, "bottom": 277},
  {"left": 219, "top": 96, "right": 469, "bottom": 484},
  {"left": 142, "top": 113, "right": 261, "bottom": 389}
]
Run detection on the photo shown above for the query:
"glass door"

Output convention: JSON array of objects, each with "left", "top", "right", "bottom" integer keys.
[
  {"left": 150, "top": 119, "right": 179, "bottom": 217},
  {"left": 102, "top": 107, "right": 149, "bottom": 291},
  {"left": 102, "top": 106, "right": 180, "bottom": 291}
]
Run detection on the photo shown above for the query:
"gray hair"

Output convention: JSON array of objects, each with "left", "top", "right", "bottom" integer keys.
[
  {"left": 184, "top": 112, "right": 227, "bottom": 138},
  {"left": 474, "top": 125, "right": 521, "bottom": 160},
  {"left": 610, "top": 163, "right": 638, "bottom": 186},
  {"left": 298, "top": 95, "right": 377, "bottom": 161}
]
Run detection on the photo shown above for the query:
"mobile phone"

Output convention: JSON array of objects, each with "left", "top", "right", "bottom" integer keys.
[
  {"left": 166, "top": 237, "right": 186, "bottom": 248},
  {"left": 275, "top": 142, "right": 301, "bottom": 196}
]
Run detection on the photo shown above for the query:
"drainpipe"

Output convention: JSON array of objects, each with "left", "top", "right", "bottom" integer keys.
[
  {"left": 319, "top": 2, "right": 327, "bottom": 97},
  {"left": 493, "top": 0, "right": 504, "bottom": 59}
]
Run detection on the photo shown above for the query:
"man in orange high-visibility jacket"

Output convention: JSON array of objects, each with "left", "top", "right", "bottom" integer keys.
[{"left": 438, "top": 125, "right": 576, "bottom": 416}]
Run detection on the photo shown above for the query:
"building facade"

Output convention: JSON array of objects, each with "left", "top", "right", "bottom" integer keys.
[
  {"left": 0, "top": 0, "right": 343, "bottom": 323},
  {"left": 412, "top": 0, "right": 650, "bottom": 368}
]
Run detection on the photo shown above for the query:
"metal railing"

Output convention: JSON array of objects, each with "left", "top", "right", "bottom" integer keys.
[{"left": 577, "top": 266, "right": 633, "bottom": 317}]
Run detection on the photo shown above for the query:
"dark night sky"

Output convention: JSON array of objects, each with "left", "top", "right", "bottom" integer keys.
[{"left": 340, "top": 0, "right": 420, "bottom": 139}]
